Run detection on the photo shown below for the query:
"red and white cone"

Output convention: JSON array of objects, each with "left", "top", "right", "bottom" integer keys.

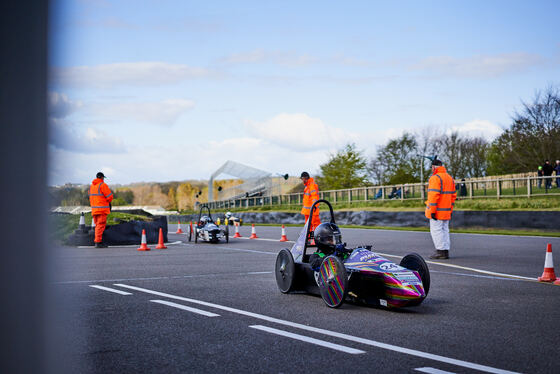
[
  {"left": 79, "top": 212, "right": 86, "bottom": 230},
  {"left": 155, "top": 227, "right": 167, "bottom": 249},
  {"left": 538, "top": 243, "right": 557, "bottom": 282},
  {"left": 233, "top": 222, "right": 242, "bottom": 238},
  {"left": 176, "top": 220, "right": 184, "bottom": 234},
  {"left": 279, "top": 225, "right": 288, "bottom": 242},
  {"left": 137, "top": 229, "right": 151, "bottom": 251},
  {"left": 249, "top": 224, "right": 258, "bottom": 239}
]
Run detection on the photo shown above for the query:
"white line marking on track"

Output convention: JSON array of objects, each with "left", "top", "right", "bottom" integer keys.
[
  {"left": 113, "top": 284, "right": 522, "bottom": 374},
  {"left": 79, "top": 240, "right": 182, "bottom": 249},
  {"left": 150, "top": 300, "right": 220, "bottom": 317},
  {"left": 55, "top": 270, "right": 273, "bottom": 285},
  {"left": 212, "top": 246, "right": 276, "bottom": 255},
  {"left": 89, "top": 285, "right": 132, "bottom": 295},
  {"left": 235, "top": 237, "right": 295, "bottom": 243},
  {"left": 377, "top": 252, "right": 537, "bottom": 282},
  {"left": 416, "top": 367, "right": 456, "bottom": 374},
  {"left": 250, "top": 325, "right": 364, "bottom": 354}
]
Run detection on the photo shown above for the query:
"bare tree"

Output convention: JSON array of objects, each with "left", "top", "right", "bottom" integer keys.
[{"left": 488, "top": 85, "right": 560, "bottom": 174}]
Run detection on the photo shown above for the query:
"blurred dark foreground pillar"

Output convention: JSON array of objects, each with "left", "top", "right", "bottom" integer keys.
[{"left": 0, "top": 0, "right": 49, "bottom": 372}]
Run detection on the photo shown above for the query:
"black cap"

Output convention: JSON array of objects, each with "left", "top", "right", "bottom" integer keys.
[
  {"left": 96, "top": 172, "right": 106, "bottom": 179},
  {"left": 300, "top": 171, "right": 310, "bottom": 178},
  {"left": 431, "top": 159, "right": 442, "bottom": 166}
]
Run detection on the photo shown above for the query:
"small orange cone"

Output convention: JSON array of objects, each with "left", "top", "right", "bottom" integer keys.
[
  {"left": 155, "top": 228, "right": 167, "bottom": 249},
  {"left": 137, "top": 229, "right": 151, "bottom": 251},
  {"left": 538, "top": 243, "right": 557, "bottom": 282},
  {"left": 233, "top": 221, "right": 242, "bottom": 238},
  {"left": 249, "top": 224, "right": 258, "bottom": 239},
  {"left": 176, "top": 220, "right": 184, "bottom": 234},
  {"left": 279, "top": 224, "right": 288, "bottom": 242}
]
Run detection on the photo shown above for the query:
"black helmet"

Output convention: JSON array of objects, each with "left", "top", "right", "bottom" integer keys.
[{"left": 313, "top": 222, "right": 342, "bottom": 251}]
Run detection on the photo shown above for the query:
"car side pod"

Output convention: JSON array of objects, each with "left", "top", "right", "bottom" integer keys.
[{"left": 317, "top": 256, "right": 348, "bottom": 308}]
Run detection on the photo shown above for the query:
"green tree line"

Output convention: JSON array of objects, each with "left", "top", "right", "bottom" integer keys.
[{"left": 317, "top": 85, "right": 559, "bottom": 189}]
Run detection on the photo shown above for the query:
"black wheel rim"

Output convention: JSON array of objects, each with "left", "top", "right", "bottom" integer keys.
[
  {"left": 275, "top": 249, "right": 295, "bottom": 293},
  {"left": 400, "top": 253, "right": 430, "bottom": 296},
  {"left": 318, "top": 256, "right": 348, "bottom": 308}
]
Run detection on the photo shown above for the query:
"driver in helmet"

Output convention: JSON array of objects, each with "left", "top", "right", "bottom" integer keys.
[
  {"left": 199, "top": 215, "right": 209, "bottom": 227},
  {"left": 309, "top": 222, "right": 343, "bottom": 270}
]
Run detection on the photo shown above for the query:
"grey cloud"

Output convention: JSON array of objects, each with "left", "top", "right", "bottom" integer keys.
[
  {"left": 410, "top": 53, "right": 544, "bottom": 78},
  {"left": 49, "top": 119, "right": 126, "bottom": 154},
  {"left": 51, "top": 62, "right": 211, "bottom": 88},
  {"left": 48, "top": 92, "right": 81, "bottom": 119}
]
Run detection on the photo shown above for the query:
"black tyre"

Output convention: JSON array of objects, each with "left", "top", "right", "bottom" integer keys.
[
  {"left": 400, "top": 252, "right": 430, "bottom": 297},
  {"left": 225, "top": 225, "right": 229, "bottom": 243},
  {"left": 317, "top": 255, "right": 348, "bottom": 308},
  {"left": 275, "top": 249, "right": 295, "bottom": 293},
  {"left": 194, "top": 227, "right": 198, "bottom": 243},
  {"left": 188, "top": 225, "right": 192, "bottom": 242}
]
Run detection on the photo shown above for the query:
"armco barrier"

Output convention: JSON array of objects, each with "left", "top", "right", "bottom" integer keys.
[{"left": 171, "top": 211, "right": 559, "bottom": 231}]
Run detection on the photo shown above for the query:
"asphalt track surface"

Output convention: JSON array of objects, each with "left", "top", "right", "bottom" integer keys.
[{"left": 49, "top": 225, "right": 560, "bottom": 374}]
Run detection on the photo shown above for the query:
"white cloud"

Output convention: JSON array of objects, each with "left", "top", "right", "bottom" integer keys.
[
  {"left": 49, "top": 119, "right": 126, "bottom": 154},
  {"left": 411, "top": 53, "right": 543, "bottom": 78},
  {"left": 48, "top": 91, "right": 82, "bottom": 119},
  {"left": 89, "top": 99, "right": 195, "bottom": 126},
  {"left": 47, "top": 135, "right": 331, "bottom": 185},
  {"left": 51, "top": 62, "right": 210, "bottom": 88},
  {"left": 245, "top": 113, "right": 361, "bottom": 151},
  {"left": 221, "top": 49, "right": 317, "bottom": 66},
  {"left": 449, "top": 119, "right": 504, "bottom": 140}
]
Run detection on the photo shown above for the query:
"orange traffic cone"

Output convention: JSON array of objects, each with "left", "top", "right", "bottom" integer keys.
[
  {"left": 176, "top": 220, "right": 184, "bottom": 234},
  {"left": 249, "top": 224, "right": 258, "bottom": 239},
  {"left": 137, "top": 229, "right": 151, "bottom": 251},
  {"left": 233, "top": 221, "right": 242, "bottom": 238},
  {"left": 538, "top": 243, "right": 557, "bottom": 282},
  {"left": 155, "top": 227, "right": 167, "bottom": 249},
  {"left": 279, "top": 224, "right": 288, "bottom": 242}
]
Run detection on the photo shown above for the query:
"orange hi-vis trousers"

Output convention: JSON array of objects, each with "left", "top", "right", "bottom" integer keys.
[
  {"left": 304, "top": 214, "right": 321, "bottom": 232},
  {"left": 93, "top": 214, "right": 108, "bottom": 243}
]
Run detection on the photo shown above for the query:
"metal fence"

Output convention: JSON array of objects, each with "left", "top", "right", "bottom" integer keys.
[{"left": 206, "top": 175, "right": 560, "bottom": 210}]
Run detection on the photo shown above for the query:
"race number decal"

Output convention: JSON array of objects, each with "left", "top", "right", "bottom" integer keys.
[{"left": 380, "top": 262, "right": 404, "bottom": 271}]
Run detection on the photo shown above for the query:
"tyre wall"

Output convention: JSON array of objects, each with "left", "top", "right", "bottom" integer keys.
[{"left": 67, "top": 216, "right": 168, "bottom": 246}]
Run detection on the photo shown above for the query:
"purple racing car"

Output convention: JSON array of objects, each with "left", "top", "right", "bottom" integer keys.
[{"left": 274, "top": 200, "right": 430, "bottom": 308}]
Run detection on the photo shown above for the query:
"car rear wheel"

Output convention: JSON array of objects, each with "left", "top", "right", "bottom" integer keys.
[
  {"left": 400, "top": 252, "right": 430, "bottom": 299},
  {"left": 188, "top": 225, "right": 192, "bottom": 242},
  {"left": 318, "top": 255, "right": 348, "bottom": 308},
  {"left": 275, "top": 249, "right": 295, "bottom": 293},
  {"left": 194, "top": 227, "right": 198, "bottom": 243}
]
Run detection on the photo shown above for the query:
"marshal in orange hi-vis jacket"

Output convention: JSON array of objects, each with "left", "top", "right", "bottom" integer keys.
[
  {"left": 300, "top": 172, "right": 321, "bottom": 231},
  {"left": 424, "top": 165, "right": 456, "bottom": 220},
  {"left": 89, "top": 172, "right": 114, "bottom": 246}
]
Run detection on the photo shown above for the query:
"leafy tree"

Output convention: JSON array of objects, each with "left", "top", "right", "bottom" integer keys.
[
  {"left": 114, "top": 189, "right": 134, "bottom": 204},
  {"left": 167, "top": 187, "right": 177, "bottom": 210},
  {"left": 487, "top": 85, "right": 560, "bottom": 174},
  {"left": 318, "top": 143, "right": 369, "bottom": 189}
]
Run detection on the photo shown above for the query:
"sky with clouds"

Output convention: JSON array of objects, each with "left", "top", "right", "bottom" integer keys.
[{"left": 48, "top": 0, "right": 560, "bottom": 185}]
